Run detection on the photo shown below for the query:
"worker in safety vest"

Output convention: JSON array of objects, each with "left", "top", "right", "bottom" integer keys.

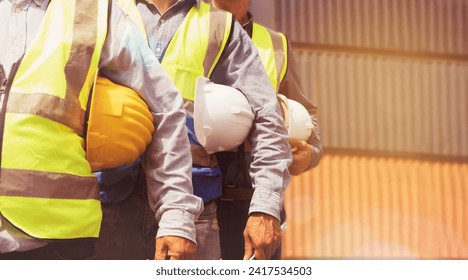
[
  {"left": 0, "top": 0, "right": 202, "bottom": 260},
  {"left": 94, "top": 0, "right": 291, "bottom": 260},
  {"left": 211, "top": 0, "right": 323, "bottom": 259}
]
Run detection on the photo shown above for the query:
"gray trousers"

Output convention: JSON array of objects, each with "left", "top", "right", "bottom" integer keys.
[{"left": 96, "top": 178, "right": 220, "bottom": 260}]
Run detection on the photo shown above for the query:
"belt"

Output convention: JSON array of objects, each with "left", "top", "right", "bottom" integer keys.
[{"left": 220, "top": 186, "right": 254, "bottom": 201}]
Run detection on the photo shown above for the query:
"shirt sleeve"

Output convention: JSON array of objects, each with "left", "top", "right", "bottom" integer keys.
[
  {"left": 278, "top": 39, "right": 323, "bottom": 170},
  {"left": 210, "top": 21, "right": 292, "bottom": 221},
  {"left": 97, "top": 2, "right": 203, "bottom": 243}
]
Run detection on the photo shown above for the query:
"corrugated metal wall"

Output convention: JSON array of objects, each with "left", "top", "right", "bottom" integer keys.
[
  {"left": 283, "top": 155, "right": 468, "bottom": 259},
  {"left": 252, "top": 0, "right": 468, "bottom": 157},
  {"left": 249, "top": 0, "right": 468, "bottom": 259},
  {"left": 296, "top": 51, "right": 468, "bottom": 157},
  {"left": 277, "top": 0, "right": 468, "bottom": 56}
]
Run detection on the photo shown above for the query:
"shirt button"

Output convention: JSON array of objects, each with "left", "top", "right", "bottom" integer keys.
[
  {"left": 160, "top": 19, "right": 166, "bottom": 24},
  {"left": 14, "top": 7, "right": 22, "bottom": 13}
]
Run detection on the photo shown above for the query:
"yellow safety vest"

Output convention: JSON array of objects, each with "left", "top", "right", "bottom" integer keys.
[
  {"left": 0, "top": 0, "right": 107, "bottom": 240},
  {"left": 161, "top": 2, "right": 233, "bottom": 101},
  {"left": 109, "top": 1, "right": 233, "bottom": 101},
  {"left": 117, "top": 1, "right": 232, "bottom": 95},
  {"left": 251, "top": 23, "right": 288, "bottom": 93}
]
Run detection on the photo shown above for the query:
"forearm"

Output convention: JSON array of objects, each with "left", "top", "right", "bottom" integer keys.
[
  {"left": 99, "top": 3, "right": 203, "bottom": 242},
  {"left": 211, "top": 24, "right": 291, "bottom": 221},
  {"left": 141, "top": 102, "right": 203, "bottom": 244}
]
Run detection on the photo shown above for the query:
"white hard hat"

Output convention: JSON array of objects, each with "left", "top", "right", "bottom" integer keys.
[
  {"left": 194, "top": 77, "right": 254, "bottom": 154},
  {"left": 277, "top": 94, "right": 314, "bottom": 141}
]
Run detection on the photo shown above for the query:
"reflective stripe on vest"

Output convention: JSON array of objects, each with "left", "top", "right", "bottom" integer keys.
[
  {"left": 251, "top": 23, "right": 288, "bottom": 93},
  {"left": 162, "top": 2, "right": 233, "bottom": 101},
  {"left": 0, "top": 0, "right": 108, "bottom": 239}
]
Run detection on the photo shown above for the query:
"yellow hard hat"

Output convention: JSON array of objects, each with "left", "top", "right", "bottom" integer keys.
[{"left": 86, "top": 76, "right": 155, "bottom": 171}]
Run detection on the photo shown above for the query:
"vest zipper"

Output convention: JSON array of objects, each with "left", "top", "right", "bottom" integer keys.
[{"left": 0, "top": 61, "right": 21, "bottom": 174}]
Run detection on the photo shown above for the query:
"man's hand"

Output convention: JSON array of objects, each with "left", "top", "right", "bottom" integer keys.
[
  {"left": 288, "top": 138, "right": 312, "bottom": 175},
  {"left": 243, "top": 213, "right": 281, "bottom": 260},
  {"left": 155, "top": 236, "right": 196, "bottom": 260}
]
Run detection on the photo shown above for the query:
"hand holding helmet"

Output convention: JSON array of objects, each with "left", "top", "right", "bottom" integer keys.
[
  {"left": 277, "top": 94, "right": 314, "bottom": 175},
  {"left": 288, "top": 138, "right": 313, "bottom": 175}
]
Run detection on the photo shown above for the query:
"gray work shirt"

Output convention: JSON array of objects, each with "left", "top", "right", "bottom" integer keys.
[
  {"left": 0, "top": 0, "right": 203, "bottom": 253},
  {"left": 137, "top": 0, "right": 292, "bottom": 219}
]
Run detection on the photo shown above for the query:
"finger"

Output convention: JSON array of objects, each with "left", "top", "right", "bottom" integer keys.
[
  {"left": 295, "top": 141, "right": 309, "bottom": 152},
  {"left": 167, "top": 246, "right": 184, "bottom": 260},
  {"left": 178, "top": 240, "right": 196, "bottom": 260},
  {"left": 268, "top": 243, "right": 276, "bottom": 260},
  {"left": 177, "top": 247, "right": 195, "bottom": 260},
  {"left": 288, "top": 138, "right": 300, "bottom": 148},
  {"left": 271, "top": 238, "right": 280, "bottom": 259},
  {"left": 301, "top": 141, "right": 310, "bottom": 151},
  {"left": 254, "top": 248, "right": 267, "bottom": 260},
  {"left": 155, "top": 238, "right": 168, "bottom": 260},
  {"left": 166, "top": 248, "right": 182, "bottom": 260},
  {"left": 243, "top": 234, "right": 254, "bottom": 260}
]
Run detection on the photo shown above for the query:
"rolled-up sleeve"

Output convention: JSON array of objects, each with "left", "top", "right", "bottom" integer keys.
[
  {"left": 98, "top": 3, "right": 203, "bottom": 243},
  {"left": 210, "top": 23, "right": 292, "bottom": 221}
]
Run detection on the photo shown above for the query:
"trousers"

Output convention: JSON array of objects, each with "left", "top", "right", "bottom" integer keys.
[
  {"left": 95, "top": 171, "right": 221, "bottom": 260},
  {"left": 216, "top": 151, "right": 284, "bottom": 260},
  {"left": 216, "top": 199, "right": 283, "bottom": 260},
  {"left": 195, "top": 201, "right": 221, "bottom": 260},
  {"left": 95, "top": 174, "right": 157, "bottom": 260}
]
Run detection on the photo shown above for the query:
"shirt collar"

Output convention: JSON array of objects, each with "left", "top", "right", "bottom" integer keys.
[
  {"left": 242, "top": 11, "right": 254, "bottom": 36},
  {"left": 243, "top": 11, "right": 253, "bottom": 28}
]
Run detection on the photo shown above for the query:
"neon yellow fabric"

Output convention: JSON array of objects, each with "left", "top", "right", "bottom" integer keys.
[
  {"left": 0, "top": 0, "right": 107, "bottom": 239},
  {"left": 4, "top": 114, "right": 91, "bottom": 176},
  {"left": 0, "top": 197, "right": 102, "bottom": 239},
  {"left": 252, "top": 23, "right": 288, "bottom": 93},
  {"left": 162, "top": 2, "right": 232, "bottom": 101}
]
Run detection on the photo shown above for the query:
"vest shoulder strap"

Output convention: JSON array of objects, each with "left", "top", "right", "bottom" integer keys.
[
  {"left": 268, "top": 28, "right": 288, "bottom": 86},
  {"left": 204, "top": 5, "right": 234, "bottom": 77},
  {"left": 161, "top": 2, "right": 233, "bottom": 100},
  {"left": 252, "top": 23, "right": 288, "bottom": 92}
]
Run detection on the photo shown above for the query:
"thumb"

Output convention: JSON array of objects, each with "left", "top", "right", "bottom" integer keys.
[
  {"left": 289, "top": 138, "right": 301, "bottom": 149},
  {"left": 243, "top": 233, "right": 254, "bottom": 260}
]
